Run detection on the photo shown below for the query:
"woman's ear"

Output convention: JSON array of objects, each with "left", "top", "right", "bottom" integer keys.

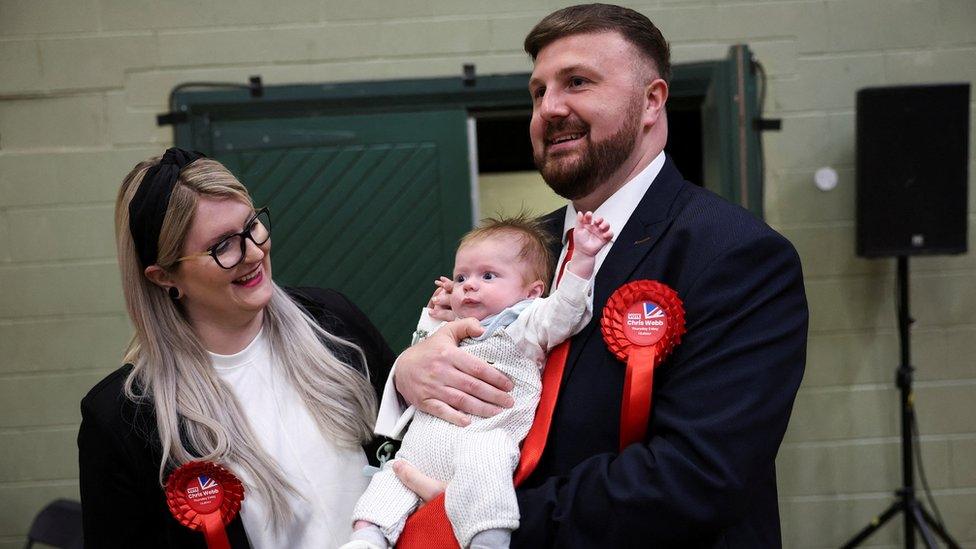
[
  {"left": 526, "top": 280, "right": 545, "bottom": 299},
  {"left": 144, "top": 264, "right": 175, "bottom": 291}
]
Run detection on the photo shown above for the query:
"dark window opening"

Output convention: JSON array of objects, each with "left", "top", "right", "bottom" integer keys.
[
  {"left": 665, "top": 95, "right": 704, "bottom": 186},
  {"left": 475, "top": 111, "right": 535, "bottom": 173}
]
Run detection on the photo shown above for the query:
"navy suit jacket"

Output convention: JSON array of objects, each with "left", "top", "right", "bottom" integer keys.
[{"left": 513, "top": 157, "right": 808, "bottom": 548}]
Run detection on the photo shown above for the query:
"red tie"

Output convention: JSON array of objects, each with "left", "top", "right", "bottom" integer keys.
[
  {"left": 554, "top": 228, "right": 575, "bottom": 287},
  {"left": 397, "top": 230, "right": 576, "bottom": 548},
  {"left": 513, "top": 228, "right": 573, "bottom": 484}
]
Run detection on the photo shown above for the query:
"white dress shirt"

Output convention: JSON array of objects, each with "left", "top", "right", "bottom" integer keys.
[{"left": 553, "top": 150, "right": 666, "bottom": 287}]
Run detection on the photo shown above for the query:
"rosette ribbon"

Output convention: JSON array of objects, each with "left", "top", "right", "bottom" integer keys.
[
  {"left": 165, "top": 461, "right": 245, "bottom": 549},
  {"left": 601, "top": 280, "right": 686, "bottom": 450}
]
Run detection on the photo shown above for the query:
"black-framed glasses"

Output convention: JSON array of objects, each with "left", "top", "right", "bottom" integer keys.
[{"left": 176, "top": 207, "right": 271, "bottom": 269}]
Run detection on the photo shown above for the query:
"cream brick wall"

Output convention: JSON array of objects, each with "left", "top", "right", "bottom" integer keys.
[{"left": 1, "top": 0, "right": 974, "bottom": 547}]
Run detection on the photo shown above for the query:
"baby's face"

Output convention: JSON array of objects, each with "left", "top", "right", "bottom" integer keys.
[{"left": 450, "top": 234, "right": 539, "bottom": 320}]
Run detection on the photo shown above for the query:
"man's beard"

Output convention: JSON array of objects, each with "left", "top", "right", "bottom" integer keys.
[{"left": 533, "top": 99, "right": 642, "bottom": 201}]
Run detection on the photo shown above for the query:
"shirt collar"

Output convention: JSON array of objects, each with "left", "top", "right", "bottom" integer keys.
[
  {"left": 561, "top": 151, "right": 666, "bottom": 243},
  {"left": 208, "top": 329, "right": 268, "bottom": 370}
]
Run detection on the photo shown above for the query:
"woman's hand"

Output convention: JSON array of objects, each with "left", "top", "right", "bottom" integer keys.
[
  {"left": 392, "top": 460, "right": 446, "bottom": 503},
  {"left": 394, "top": 318, "right": 514, "bottom": 426}
]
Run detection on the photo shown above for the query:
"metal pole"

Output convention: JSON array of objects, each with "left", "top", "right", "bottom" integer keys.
[{"left": 897, "top": 256, "right": 915, "bottom": 549}]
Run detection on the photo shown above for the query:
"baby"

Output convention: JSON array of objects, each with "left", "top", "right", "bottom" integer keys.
[{"left": 345, "top": 212, "right": 612, "bottom": 549}]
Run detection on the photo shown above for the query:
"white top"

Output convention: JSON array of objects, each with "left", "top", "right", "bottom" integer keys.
[
  {"left": 210, "top": 332, "right": 368, "bottom": 549},
  {"left": 375, "top": 270, "right": 592, "bottom": 438},
  {"left": 554, "top": 150, "right": 666, "bottom": 287}
]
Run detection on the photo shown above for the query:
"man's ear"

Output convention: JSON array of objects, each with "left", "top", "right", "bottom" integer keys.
[
  {"left": 526, "top": 280, "right": 546, "bottom": 299},
  {"left": 144, "top": 264, "right": 176, "bottom": 291},
  {"left": 643, "top": 78, "right": 669, "bottom": 128}
]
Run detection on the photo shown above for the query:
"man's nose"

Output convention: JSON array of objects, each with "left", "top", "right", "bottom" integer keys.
[{"left": 537, "top": 89, "right": 570, "bottom": 121}]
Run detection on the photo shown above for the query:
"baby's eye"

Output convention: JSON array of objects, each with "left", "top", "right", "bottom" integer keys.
[
  {"left": 454, "top": 274, "right": 466, "bottom": 283},
  {"left": 482, "top": 272, "right": 496, "bottom": 280}
]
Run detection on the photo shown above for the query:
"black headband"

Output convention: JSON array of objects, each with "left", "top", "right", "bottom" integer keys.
[{"left": 128, "top": 147, "right": 206, "bottom": 269}]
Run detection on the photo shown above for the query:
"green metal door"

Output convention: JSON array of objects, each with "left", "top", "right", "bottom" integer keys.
[
  {"left": 701, "top": 44, "right": 763, "bottom": 218},
  {"left": 205, "top": 110, "right": 472, "bottom": 351}
]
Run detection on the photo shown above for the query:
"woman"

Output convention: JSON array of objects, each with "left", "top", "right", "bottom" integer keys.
[{"left": 78, "top": 148, "right": 394, "bottom": 548}]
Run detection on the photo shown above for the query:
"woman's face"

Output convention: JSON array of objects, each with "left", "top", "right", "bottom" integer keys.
[{"left": 171, "top": 197, "right": 273, "bottom": 328}]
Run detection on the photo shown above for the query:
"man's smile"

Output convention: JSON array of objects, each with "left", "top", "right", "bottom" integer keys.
[{"left": 545, "top": 130, "right": 587, "bottom": 154}]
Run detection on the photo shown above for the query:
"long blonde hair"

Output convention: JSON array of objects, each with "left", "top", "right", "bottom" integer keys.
[{"left": 114, "top": 156, "right": 377, "bottom": 528}]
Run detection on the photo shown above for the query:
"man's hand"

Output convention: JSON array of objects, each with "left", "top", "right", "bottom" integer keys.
[{"left": 394, "top": 318, "right": 514, "bottom": 426}]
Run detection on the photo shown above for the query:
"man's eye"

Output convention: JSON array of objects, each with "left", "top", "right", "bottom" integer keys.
[
  {"left": 482, "top": 272, "right": 495, "bottom": 280},
  {"left": 569, "top": 76, "right": 590, "bottom": 88},
  {"left": 531, "top": 87, "right": 545, "bottom": 100}
]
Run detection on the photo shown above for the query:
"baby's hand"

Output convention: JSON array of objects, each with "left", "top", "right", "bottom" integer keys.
[
  {"left": 427, "top": 276, "right": 456, "bottom": 322},
  {"left": 574, "top": 211, "right": 613, "bottom": 257}
]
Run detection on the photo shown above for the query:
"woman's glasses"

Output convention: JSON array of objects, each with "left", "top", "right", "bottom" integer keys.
[{"left": 176, "top": 207, "right": 271, "bottom": 269}]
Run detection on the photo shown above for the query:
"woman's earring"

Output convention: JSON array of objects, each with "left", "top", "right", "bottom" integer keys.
[{"left": 168, "top": 287, "right": 182, "bottom": 300}]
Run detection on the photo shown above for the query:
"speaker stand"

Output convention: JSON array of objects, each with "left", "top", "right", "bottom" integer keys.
[{"left": 841, "top": 257, "right": 960, "bottom": 549}]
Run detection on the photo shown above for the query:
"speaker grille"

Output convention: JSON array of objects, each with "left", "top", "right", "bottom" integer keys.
[{"left": 856, "top": 84, "right": 970, "bottom": 257}]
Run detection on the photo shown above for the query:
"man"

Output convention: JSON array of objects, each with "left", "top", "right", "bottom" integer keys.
[{"left": 384, "top": 4, "right": 808, "bottom": 547}]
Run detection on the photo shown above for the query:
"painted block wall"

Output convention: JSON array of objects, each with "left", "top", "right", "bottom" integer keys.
[{"left": 1, "top": 1, "right": 974, "bottom": 547}]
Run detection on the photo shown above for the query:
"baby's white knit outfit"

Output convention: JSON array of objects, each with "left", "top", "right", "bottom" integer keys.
[{"left": 351, "top": 271, "right": 592, "bottom": 547}]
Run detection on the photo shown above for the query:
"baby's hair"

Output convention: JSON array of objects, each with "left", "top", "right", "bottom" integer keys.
[{"left": 460, "top": 212, "right": 556, "bottom": 293}]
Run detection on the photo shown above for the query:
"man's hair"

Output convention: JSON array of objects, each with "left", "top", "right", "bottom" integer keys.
[
  {"left": 460, "top": 213, "right": 556, "bottom": 291},
  {"left": 524, "top": 3, "right": 671, "bottom": 83}
]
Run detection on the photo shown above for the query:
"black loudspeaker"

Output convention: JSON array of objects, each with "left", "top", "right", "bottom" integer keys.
[{"left": 856, "top": 83, "right": 970, "bottom": 257}]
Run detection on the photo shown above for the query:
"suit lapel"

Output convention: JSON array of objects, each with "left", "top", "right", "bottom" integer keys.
[
  {"left": 562, "top": 157, "right": 689, "bottom": 383},
  {"left": 540, "top": 208, "right": 567, "bottom": 282}
]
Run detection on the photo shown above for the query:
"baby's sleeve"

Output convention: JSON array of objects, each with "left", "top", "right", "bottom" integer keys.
[
  {"left": 411, "top": 307, "right": 448, "bottom": 345},
  {"left": 509, "top": 270, "right": 593, "bottom": 362}
]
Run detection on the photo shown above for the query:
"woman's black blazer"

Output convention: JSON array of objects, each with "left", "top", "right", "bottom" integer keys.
[{"left": 78, "top": 288, "right": 395, "bottom": 548}]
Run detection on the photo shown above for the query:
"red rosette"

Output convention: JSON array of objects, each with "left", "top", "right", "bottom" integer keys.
[
  {"left": 601, "top": 280, "right": 686, "bottom": 450},
  {"left": 165, "top": 461, "right": 245, "bottom": 549}
]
